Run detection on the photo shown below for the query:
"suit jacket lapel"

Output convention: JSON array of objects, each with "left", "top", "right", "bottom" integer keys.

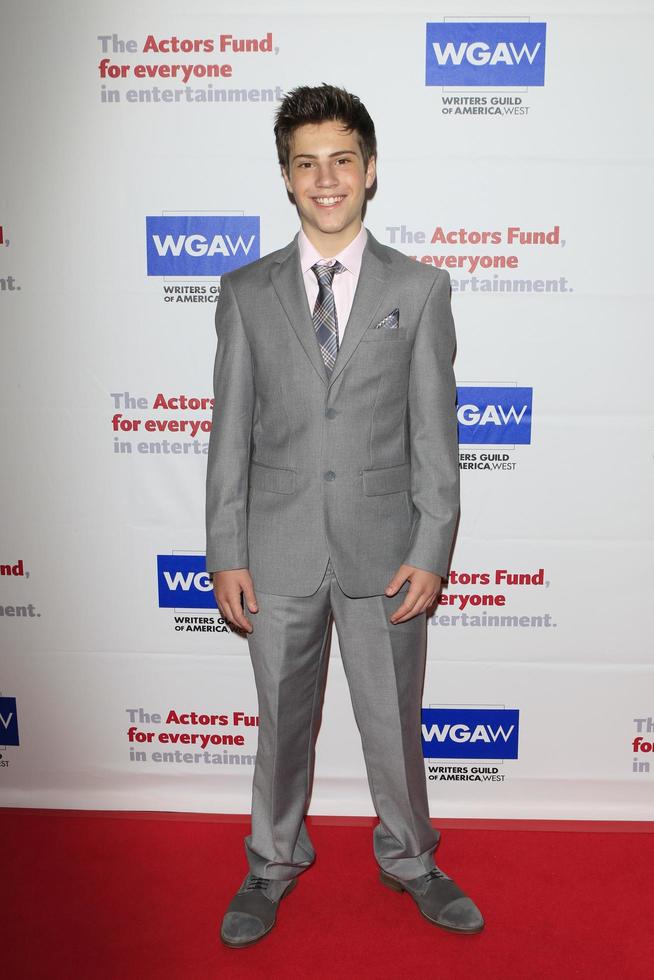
[
  {"left": 270, "top": 234, "right": 330, "bottom": 385},
  {"left": 328, "top": 231, "right": 393, "bottom": 387},
  {"left": 269, "top": 229, "right": 395, "bottom": 388}
]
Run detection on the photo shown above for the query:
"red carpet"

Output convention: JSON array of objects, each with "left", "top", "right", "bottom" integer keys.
[{"left": 3, "top": 809, "right": 653, "bottom": 980}]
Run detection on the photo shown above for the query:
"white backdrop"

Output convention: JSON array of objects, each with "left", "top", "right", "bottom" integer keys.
[{"left": 1, "top": 0, "right": 653, "bottom": 819}]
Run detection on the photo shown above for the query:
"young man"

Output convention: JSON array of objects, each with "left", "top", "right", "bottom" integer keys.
[{"left": 206, "top": 84, "right": 483, "bottom": 947}]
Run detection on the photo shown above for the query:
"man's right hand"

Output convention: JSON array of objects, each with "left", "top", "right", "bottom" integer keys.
[{"left": 212, "top": 568, "right": 258, "bottom": 633}]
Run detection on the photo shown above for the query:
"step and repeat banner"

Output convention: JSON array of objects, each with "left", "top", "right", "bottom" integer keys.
[{"left": 1, "top": 1, "right": 653, "bottom": 819}]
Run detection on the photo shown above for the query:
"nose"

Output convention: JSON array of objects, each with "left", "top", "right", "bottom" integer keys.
[{"left": 315, "top": 162, "right": 338, "bottom": 187}]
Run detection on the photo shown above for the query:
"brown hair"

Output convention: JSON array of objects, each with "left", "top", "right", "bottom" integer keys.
[{"left": 274, "top": 83, "right": 377, "bottom": 172}]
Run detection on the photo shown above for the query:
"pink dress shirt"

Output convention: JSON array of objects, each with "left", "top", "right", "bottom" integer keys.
[{"left": 298, "top": 224, "right": 368, "bottom": 341}]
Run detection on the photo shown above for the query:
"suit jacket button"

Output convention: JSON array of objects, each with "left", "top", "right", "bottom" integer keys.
[
  {"left": 325, "top": 408, "right": 337, "bottom": 419},
  {"left": 324, "top": 470, "right": 336, "bottom": 481}
]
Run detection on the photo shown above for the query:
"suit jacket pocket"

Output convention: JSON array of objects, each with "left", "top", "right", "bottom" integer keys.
[
  {"left": 361, "top": 326, "right": 409, "bottom": 342},
  {"left": 249, "top": 460, "right": 296, "bottom": 494},
  {"left": 362, "top": 461, "right": 411, "bottom": 495}
]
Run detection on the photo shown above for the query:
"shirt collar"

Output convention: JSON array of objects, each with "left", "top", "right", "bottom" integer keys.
[{"left": 298, "top": 224, "right": 368, "bottom": 276}]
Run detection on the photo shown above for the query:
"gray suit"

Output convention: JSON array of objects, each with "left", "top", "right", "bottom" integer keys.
[
  {"left": 205, "top": 229, "right": 460, "bottom": 880},
  {"left": 206, "top": 229, "right": 459, "bottom": 597}
]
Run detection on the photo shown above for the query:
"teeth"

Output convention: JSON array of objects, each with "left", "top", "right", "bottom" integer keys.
[{"left": 315, "top": 196, "right": 344, "bottom": 205}]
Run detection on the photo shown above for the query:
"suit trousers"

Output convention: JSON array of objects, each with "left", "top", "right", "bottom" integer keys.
[{"left": 244, "top": 556, "right": 440, "bottom": 881}]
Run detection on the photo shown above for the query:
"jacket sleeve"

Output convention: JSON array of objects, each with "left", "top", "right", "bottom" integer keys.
[
  {"left": 205, "top": 275, "right": 255, "bottom": 574},
  {"left": 401, "top": 269, "right": 460, "bottom": 579}
]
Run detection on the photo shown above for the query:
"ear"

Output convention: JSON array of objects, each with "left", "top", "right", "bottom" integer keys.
[
  {"left": 281, "top": 165, "right": 294, "bottom": 195},
  {"left": 365, "top": 154, "right": 377, "bottom": 189}
]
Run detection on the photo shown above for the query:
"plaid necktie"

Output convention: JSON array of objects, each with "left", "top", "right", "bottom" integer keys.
[{"left": 311, "top": 260, "right": 345, "bottom": 375}]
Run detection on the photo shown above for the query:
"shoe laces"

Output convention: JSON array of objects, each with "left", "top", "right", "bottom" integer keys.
[
  {"left": 424, "top": 866, "right": 451, "bottom": 882},
  {"left": 244, "top": 875, "right": 271, "bottom": 892}
]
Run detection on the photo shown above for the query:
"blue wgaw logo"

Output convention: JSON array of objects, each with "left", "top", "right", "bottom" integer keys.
[
  {"left": 146, "top": 215, "right": 260, "bottom": 276},
  {"left": 426, "top": 22, "right": 546, "bottom": 87},
  {"left": 0, "top": 697, "right": 20, "bottom": 746},
  {"left": 456, "top": 386, "right": 532, "bottom": 445},
  {"left": 157, "top": 554, "right": 216, "bottom": 609},
  {"left": 422, "top": 708, "right": 520, "bottom": 760}
]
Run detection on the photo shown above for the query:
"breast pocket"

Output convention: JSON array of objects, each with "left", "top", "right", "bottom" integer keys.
[{"left": 361, "top": 327, "right": 410, "bottom": 342}]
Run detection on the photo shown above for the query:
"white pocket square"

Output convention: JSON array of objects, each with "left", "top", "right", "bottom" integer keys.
[{"left": 374, "top": 308, "right": 400, "bottom": 329}]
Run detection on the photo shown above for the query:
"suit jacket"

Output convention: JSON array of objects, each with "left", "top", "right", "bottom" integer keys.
[{"left": 205, "top": 229, "right": 460, "bottom": 598}]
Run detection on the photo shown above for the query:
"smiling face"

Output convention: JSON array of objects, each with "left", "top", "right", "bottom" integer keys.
[{"left": 281, "top": 119, "right": 377, "bottom": 257}]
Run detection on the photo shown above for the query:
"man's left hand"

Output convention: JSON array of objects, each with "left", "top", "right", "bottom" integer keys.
[{"left": 385, "top": 564, "right": 442, "bottom": 624}]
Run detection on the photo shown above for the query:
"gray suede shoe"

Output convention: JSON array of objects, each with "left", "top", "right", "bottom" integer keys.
[
  {"left": 380, "top": 866, "right": 484, "bottom": 934},
  {"left": 220, "top": 874, "right": 298, "bottom": 948}
]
